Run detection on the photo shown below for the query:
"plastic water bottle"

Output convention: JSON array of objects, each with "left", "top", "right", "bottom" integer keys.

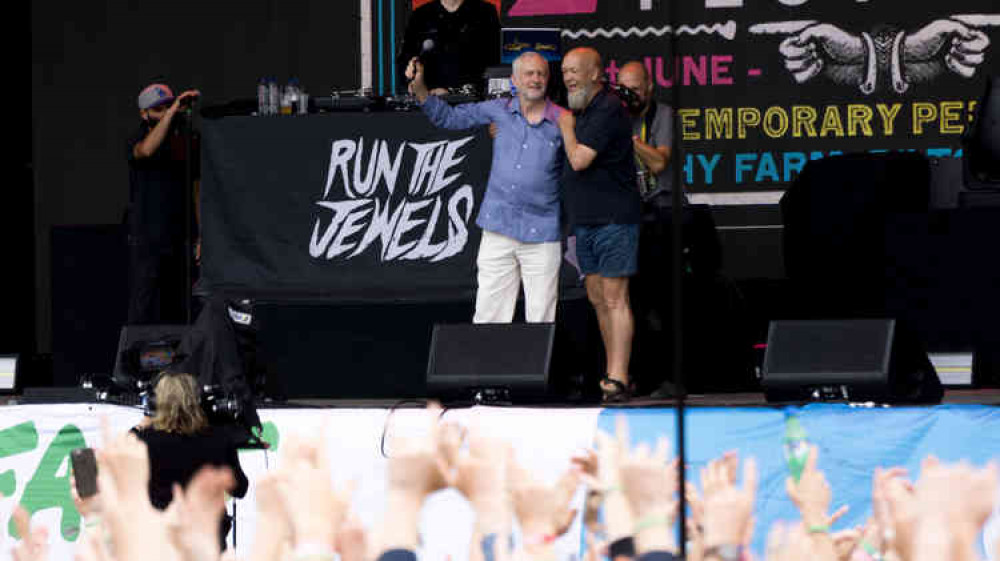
[
  {"left": 282, "top": 78, "right": 300, "bottom": 115},
  {"left": 268, "top": 78, "right": 279, "bottom": 116},
  {"left": 298, "top": 87, "right": 309, "bottom": 115},
  {"left": 783, "top": 413, "right": 810, "bottom": 482},
  {"left": 257, "top": 78, "right": 268, "bottom": 116}
]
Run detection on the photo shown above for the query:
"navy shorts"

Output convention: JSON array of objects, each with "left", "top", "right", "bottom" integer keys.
[{"left": 573, "top": 223, "right": 640, "bottom": 277}]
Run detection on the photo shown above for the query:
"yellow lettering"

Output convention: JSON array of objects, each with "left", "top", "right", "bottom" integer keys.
[
  {"left": 792, "top": 106, "right": 818, "bottom": 138},
  {"left": 847, "top": 104, "right": 874, "bottom": 137},
  {"left": 876, "top": 103, "right": 902, "bottom": 136},
  {"left": 819, "top": 106, "right": 844, "bottom": 137},
  {"left": 737, "top": 107, "right": 761, "bottom": 139},
  {"left": 679, "top": 109, "right": 702, "bottom": 141},
  {"left": 940, "top": 101, "right": 964, "bottom": 134},
  {"left": 912, "top": 102, "right": 937, "bottom": 135},
  {"left": 763, "top": 106, "right": 789, "bottom": 139},
  {"left": 705, "top": 108, "right": 733, "bottom": 140}
]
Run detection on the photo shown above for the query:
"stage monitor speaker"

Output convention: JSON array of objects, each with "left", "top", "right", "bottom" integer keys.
[
  {"left": 426, "top": 323, "right": 555, "bottom": 403},
  {"left": 762, "top": 319, "right": 943, "bottom": 404},
  {"left": 113, "top": 324, "right": 190, "bottom": 389},
  {"left": 18, "top": 387, "right": 97, "bottom": 404}
]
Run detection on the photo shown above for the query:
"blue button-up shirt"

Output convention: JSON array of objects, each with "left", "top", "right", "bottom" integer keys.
[{"left": 422, "top": 95, "right": 565, "bottom": 243}]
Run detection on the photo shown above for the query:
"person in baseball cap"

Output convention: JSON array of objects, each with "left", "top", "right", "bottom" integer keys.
[
  {"left": 126, "top": 82, "right": 201, "bottom": 324},
  {"left": 137, "top": 83, "right": 175, "bottom": 110},
  {"left": 134, "top": 83, "right": 200, "bottom": 157}
]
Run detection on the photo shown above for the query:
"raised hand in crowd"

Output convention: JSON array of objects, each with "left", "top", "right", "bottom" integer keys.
[
  {"left": 94, "top": 417, "right": 175, "bottom": 561},
  {"left": 619, "top": 435, "right": 679, "bottom": 555},
  {"left": 164, "top": 466, "right": 235, "bottom": 561},
  {"left": 782, "top": 445, "right": 842, "bottom": 561},
  {"left": 908, "top": 458, "right": 997, "bottom": 561},
  {"left": 508, "top": 455, "right": 580, "bottom": 558},
  {"left": 11, "top": 505, "right": 49, "bottom": 561},
  {"left": 700, "top": 453, "right": 757, "bottom": 561},
  {"left": 248, "top": 472, "right": 294, "bottom": 561},
  {"left": 380, "top": 404, "right": 452, "bottom": 554},
  {"left": 277, "top": 429, "right": 357, "bottom": 560},
  {"left": 335, "top": 514, "right": 370, "bottom": 561},
  {"left": 440, "top": 423, "right": 513, "bottom": 561},
  {"left": 582, "top": 416, "right": 635, "bottom": 546}
]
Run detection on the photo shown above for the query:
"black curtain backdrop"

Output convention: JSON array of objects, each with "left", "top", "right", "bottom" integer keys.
[{"left": 31, "top": 0, "right": 361, "bottom": 352}]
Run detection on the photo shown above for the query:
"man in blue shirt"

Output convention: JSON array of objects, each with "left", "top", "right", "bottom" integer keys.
[{"left": 409, "top": 51, "right": 566, "bottom": 323}]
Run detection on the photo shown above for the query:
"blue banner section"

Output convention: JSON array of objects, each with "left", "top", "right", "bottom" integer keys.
[{"left": 597, "top": 404, "right": 1000, "bottom": 557}]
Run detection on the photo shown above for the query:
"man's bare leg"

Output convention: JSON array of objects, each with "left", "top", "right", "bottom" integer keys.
[{"left": 601, "top": 276, "right": 633, "bottom": 390}]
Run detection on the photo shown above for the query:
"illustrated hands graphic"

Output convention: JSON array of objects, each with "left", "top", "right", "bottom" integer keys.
[
  {"left": 904, "top": 18, "right": 990, "bottom": 79},
  {"left": 752, "top": 14, "right": 999, "bottom": 94},
  {"left": 778, "top": 23, "right": 866, "bottom": 84}
]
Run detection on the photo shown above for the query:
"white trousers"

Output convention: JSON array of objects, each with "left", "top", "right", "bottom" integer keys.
[{"left": 473, "top": 230, "right": 562, "bottom": 324}]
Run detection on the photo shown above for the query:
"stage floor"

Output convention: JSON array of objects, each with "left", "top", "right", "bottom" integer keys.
[{"left": 275, "top": 388, "right": 1000, "bottom": 409}]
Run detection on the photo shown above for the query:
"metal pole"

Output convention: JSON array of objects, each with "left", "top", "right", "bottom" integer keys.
[{"left": 668, "top": 0, "right": 688, "bottom": 554}]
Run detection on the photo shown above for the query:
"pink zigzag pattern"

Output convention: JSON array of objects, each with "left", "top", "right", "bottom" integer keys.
[{"left": 508, "top": 0, "right": 597, "bottom": 17}]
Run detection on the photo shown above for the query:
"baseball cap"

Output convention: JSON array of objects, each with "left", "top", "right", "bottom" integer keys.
[{"left": 137, "top": 83, "right": 175, "bottom": 110}]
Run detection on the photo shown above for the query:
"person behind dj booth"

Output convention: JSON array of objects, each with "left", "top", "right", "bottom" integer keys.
[
  {"left": 127, "top": 83, "right": 202, "bottom": 325},
  {"left": 131, "top": 371, "right": 248, "bottom": 550},
  {"left": 558, "top": 47, "right": 642, "bottom": 403},
  {"left": 410, "top": 51, "right": 566, "bottom": 323},
  {"left": 398, "top": 0, "right": 500, "bottom": 95}
]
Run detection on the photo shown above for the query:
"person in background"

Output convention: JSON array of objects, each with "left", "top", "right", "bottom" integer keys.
[
  {"left": 131, "top": 372, "right": 248, "bottom": 550},
  {"left": 127, "top": 83, "right": 201, "bottom": 324},
  {"left": 616, "top": 61, "right": 678, "bottom": 205},
  {"left": 399, "top": 0, "right": 500, "bottom": 95}
]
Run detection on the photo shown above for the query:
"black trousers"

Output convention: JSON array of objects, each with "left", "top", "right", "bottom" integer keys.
[{"left": 127, "top": 238, "right": 187, "bottom": 325}]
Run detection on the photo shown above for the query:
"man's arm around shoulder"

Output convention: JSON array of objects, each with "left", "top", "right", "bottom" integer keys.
[{"left": 559, "top": 111, "right": 597, "bottom": 172}]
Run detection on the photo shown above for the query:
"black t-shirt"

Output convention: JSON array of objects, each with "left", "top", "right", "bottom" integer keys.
[
  {"left": 397, "top": 0, "right": 500, "bottom": 91},
  {"left": 126, "top": 121, "right": 194, "bottom": 249},
  {"left": 561, "top": 89, "right": 640, "bottom": 227},
  {"left": 132, "top": 426, "right": 249, "bottom": 510}
]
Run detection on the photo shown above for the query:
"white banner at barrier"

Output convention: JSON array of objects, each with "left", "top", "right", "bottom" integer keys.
[{"left": 0, "top": 404, "right": 602, "bottom": 561}]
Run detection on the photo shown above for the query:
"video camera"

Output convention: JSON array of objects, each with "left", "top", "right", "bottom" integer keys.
[{"left": 139, "top": 377, "right": 247, "bottom": 426}]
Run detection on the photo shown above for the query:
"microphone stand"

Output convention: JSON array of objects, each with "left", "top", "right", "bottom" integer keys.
[{"left": 182, "top": 103, "right": 196, "bottom": 325}]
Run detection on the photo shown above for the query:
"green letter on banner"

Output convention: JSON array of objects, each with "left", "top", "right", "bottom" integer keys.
[
  {"left": 10, "top": 424, "right": 86, "bottom": 540},
  {"left": 0, "top": 421, "right": 39, "bottom": 497}
]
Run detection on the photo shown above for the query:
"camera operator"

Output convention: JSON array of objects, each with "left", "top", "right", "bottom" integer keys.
[{"left": 131, "top": 372, "right": 248, "bottom": 550}]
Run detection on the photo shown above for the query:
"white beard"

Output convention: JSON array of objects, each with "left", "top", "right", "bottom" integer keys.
[{"left": 567, "top": 86, "right": 591, "bottom": 110}]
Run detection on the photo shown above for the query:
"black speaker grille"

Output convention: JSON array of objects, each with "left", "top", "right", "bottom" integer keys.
[
  {"left": 765, "top": 319, "right": 893, "bottom": 378},
  {"left": 427, "top": 323, "right": 555, "bottom": 388}
]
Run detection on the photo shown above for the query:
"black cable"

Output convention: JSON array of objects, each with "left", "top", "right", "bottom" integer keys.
[{"left": 378, "top": 399, "right": 450, "bottom": 459}]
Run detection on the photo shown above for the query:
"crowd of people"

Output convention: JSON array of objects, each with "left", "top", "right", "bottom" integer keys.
[{"left": 6, "top": 405, "right": 998, "bottom": 561}]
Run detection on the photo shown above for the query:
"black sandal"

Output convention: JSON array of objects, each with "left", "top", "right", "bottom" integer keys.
[{"left": 600, "top": 376, "right": 631, "bottom": 403}]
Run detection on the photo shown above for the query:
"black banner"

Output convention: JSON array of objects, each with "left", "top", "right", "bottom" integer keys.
[
  {"left": 488, "top": 0, "right": 1000, "bottom": 193},
  {"left": 200, "top": 114, "right": 492, "bottom": 298}
]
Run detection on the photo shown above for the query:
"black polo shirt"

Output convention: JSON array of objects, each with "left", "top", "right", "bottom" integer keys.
[{"left": 561, "top": 88, "right": 640, "bottom": 227}]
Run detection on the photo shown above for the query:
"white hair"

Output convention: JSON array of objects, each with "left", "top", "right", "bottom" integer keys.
[{"left": 512, "top": 51, "right": 548, "bottom": 76}]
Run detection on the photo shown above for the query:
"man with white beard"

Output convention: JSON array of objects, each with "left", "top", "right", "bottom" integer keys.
[
  {"left": 409, "top": 51, "right": 567, "bottom": 324},
  {"left": 558, "top": 47, "right": 641, "bottom": 402}
]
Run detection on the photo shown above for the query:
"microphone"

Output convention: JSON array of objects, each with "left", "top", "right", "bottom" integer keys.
[
  {"left": 409, "top": 39, "right": 435, "bottom": 83},
  {"left": 421, "top": 38, "right": 435, "bottom": 57}
]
